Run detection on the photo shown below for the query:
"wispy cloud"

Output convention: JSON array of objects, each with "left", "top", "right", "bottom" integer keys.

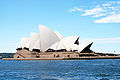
[
  {"left": 94, "top": 14, "right": 120, "bottom": 23},
  {"left": 80, "top": 37, "right": 120, "bottom": 44},
  {"left": 81, "top": 5, "right": 107, "bottom": 16},
  {"left": 92, "top": 37, "right": 120, "bottom": 44},
  {"left": 68, "top": 1, "right": 120, "bottom": 23},
  {"left": 68, "top": 7, "right": 82, "bottom": 12}
]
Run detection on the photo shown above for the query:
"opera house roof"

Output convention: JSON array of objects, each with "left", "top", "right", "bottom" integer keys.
[{"left": 20, "top": 24, "right": 94, "bottom": 53}]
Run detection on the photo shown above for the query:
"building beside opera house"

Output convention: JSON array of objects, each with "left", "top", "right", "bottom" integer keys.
[{"left": 14, "top": 24, "right": 117, "bottom": 59}]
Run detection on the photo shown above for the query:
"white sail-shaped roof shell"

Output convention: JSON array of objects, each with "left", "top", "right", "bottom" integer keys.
[
  {"left": 48, "top": 41, "right": 60, "bottom": 50},
  {"left": 71, "top": 44, "right": 79, "bottom": 51},
  {"left": 29, "top": 32, "right": 40, "bottom": 51},
  {"left": 33, "top": 39, "right": 40, "bottom": 50},
  {"left": 39, "top": 24, "right": 60, "bottom": 52},
  {"left": 54, "top": 31, "right": 64, "bottom": 40},
  {"left": 78, "top": 41, "right": 93, "bottom": 53},
  {"left": 48, "top": 36, "right": 79, "bottom": 51},
  {"left": 57, "top": 36, "right": 79, "bottom": 51},
  {"left": 21, "top": 37, "right": 30, "bottom": 48}
]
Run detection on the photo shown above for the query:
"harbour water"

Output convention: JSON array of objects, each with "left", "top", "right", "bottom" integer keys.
[{"left": 0, "top": 59, "right": 120, "bottom": 80}]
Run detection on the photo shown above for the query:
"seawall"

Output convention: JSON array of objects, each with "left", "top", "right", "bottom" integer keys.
[{"left": 3, "top": 56, "right": 120, "bottom": 60}]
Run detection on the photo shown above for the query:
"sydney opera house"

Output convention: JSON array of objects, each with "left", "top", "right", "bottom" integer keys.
[{"left": 14, "top": 24, "right": 97, "bottom": 59}]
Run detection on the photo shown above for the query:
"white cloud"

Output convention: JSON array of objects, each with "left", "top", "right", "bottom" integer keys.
[
  {"left": 68, "top": 7, "right": 82, "bottom": 12},
  {"left": 92, "top": 37, "right": 120, "bottom": 44},
  {"left": 74, "top": 7, "right": 82, "bottom": 11},
  {"left": 68, "top": 9, "right": 76, "bottom": 12},
  {"left": 81, "top": 5, "right": 106, "bottom": 16},
  {"left": 102, "top": 3, "right": 111, "bottom": 7},
  {"left": 94, "top": 14, "right": 120, "bottom": 23},
  {"left": 69, "top": 1, "right": 120, "bottom": 23},
  {"left": 80, "top": 37, "right": 120, "bottom": 53},
  {"left": 92, "top": 13, "right": 106, "bottom": 17},
  {"left": 94, "top": 37, "right": 120, "bottom": 41},
  {"left": 80, "top": 37, "right": 120, "bottom": 44}
]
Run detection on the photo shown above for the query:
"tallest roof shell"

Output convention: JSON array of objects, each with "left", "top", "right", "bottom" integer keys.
[{"left": 39, "top": 24, "right": 60, "bottom": 52}]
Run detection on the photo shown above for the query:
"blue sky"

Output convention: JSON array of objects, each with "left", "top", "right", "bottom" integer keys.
[{"left": 0, "top": 0, "right": 120, "bottom": 53}]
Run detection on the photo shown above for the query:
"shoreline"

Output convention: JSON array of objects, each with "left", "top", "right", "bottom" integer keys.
[{"left": 3, "top": 56, "right": 120, "bottom": 60}]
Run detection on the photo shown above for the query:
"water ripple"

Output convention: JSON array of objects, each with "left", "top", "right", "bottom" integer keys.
[{"left": 0, "top": 59, "right": 120, "bottom": 80}]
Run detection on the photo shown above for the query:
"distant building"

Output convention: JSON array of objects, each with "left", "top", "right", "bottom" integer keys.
[{"left": 15, "top": 24, "right": 95, "bottom": 59}]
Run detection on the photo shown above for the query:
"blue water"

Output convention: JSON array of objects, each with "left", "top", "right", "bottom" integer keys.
[{"left": 0, "top": 59, "right": 120, "bottom": 80}]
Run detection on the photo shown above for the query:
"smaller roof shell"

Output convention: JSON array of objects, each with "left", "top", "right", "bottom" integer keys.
[
  {"left": 78, "top": 41, "right": 93, "bottom": 53},
  {"left": 29, "top": 32, "right": 40, "bottom": 51},
  {"left": 21, "top": 37, "right": 30, "bottom": 48},
  {"left": 48, "top": 36, "right": 79, "bottom": 51}
]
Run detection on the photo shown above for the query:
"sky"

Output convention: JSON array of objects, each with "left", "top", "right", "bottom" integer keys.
[{"left": 0, "top": 0, "right": 120, "bottom": 53}]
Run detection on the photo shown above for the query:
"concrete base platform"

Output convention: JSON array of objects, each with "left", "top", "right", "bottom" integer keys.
[
  {"left": 3, "top": 58, "right": 63, "bottom": 60},
  {"left": 3, "top": 56, "right": 120, "bottom": 60},
  {"left": 65, "top": 56, "right": 120, "bottom": 60}
]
